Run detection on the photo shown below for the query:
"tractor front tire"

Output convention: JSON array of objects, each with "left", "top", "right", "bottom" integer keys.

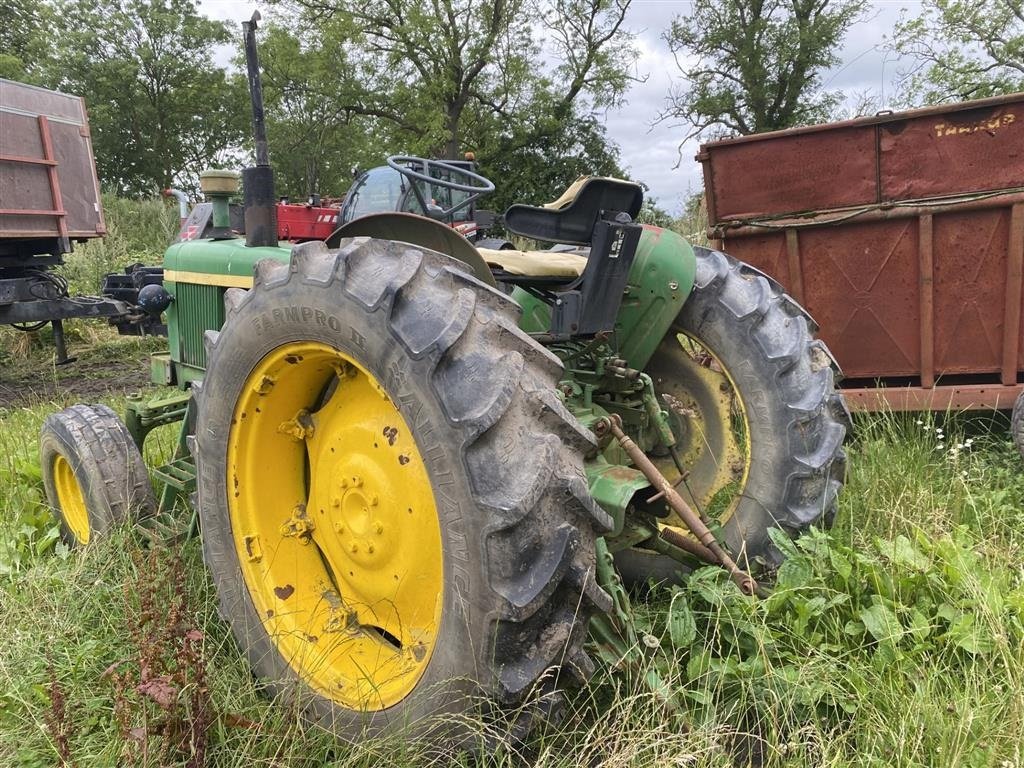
[
  {"left": 641, "top": 246, "right": 849, "bottom": 571},
  {"left": 39, "top": 404, "right": 156, "bottom": 546},
  {"left": 194, "top": 238, "right": 612, "bottom": 745}
]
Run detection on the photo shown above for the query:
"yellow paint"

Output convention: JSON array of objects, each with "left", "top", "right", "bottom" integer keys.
[
  {"left": 227, "top": 342, "right": 443, "bottom": 711},
  {"left": 163, "top": 269, "right": 254, "bottom": 289},
  {"left": 52, "top": 455, "right": 90, "bottom": 544},
  {"left": 933, "top": 112, "right": 1015, "bottom": 138},
  {"left": 659, "top": 332, "right": 751, "bottom": 537}
]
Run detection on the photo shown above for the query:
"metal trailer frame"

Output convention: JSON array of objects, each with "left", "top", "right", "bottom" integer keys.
[
  {"left": 699, "top": 93, "right": 1024, "bottom": 411},
  {"left": 0, "top": 79, "right": 128, "bottom": 361}
]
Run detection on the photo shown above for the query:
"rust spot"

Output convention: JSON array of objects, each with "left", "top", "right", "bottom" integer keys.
[
  {"left": 382, "top": 426, "right": 398, "bottom": 446},
  {"left": 274, "top": 584, "right": 295, "bottom": 600},
  {"left": 266, "top": 609, "right": 274, "bottom": 618},
  {"left": 285, "top": 354, "right": 303, "bottom": 364},
  {"left": 398, "top": 454, "right": 410, "bottom": 465}
]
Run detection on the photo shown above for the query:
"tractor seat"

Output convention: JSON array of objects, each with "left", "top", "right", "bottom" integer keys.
[
  {"left": 477, "top": 247, "right": 588, "bottom": 278},
  {"left": 504, "top": 176, "right": 644, "bottom": 245}
]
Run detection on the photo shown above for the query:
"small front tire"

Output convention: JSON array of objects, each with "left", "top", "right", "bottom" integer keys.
[{"left": 39, "top": 404, "right": 156, "bottom": 545}]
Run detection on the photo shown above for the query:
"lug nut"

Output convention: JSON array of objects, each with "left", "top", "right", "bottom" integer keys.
[
  {"left": 351, "top": 475, "right": 362, "bottom": 487},
  {"left": 374, "top": 520, "right": 384, "bottom": 534}
]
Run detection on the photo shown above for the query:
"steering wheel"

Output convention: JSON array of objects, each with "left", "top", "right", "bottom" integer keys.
[{"left": 386, "top": 155, "right": 495, "bottom": 220}]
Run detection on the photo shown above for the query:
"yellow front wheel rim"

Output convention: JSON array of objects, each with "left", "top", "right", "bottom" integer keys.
[
  {"left": 227, "top": 342, "right": 443, "bottom": 711},
  {"left": 52, "top": 455, "right": 90, "bottom": 544}
]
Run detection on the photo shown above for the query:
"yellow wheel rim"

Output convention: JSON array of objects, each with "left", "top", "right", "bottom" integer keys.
[
  {"left": 654, "top": 332, "right": 752, "bottom": 533},
  {"left": 52, "top": 454, "right": 90, "bottom": 544},
  {"left": 227, "top": 342, "right": 443, "bottom": 711}
]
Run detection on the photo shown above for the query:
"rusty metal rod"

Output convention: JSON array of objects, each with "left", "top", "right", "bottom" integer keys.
[
  {"left": 606, "top": 415, "right": 759, "bottom": 596},
  {"left": 658, "top": 526, "right": 718, "bottom": 565}
]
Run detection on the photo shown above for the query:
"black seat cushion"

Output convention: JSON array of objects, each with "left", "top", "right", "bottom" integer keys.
[{"left": 503, "top": 177, "right": 644, "bottom": 245}]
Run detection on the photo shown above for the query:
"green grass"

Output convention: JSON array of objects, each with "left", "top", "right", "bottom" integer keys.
[{"left": 1, "top": 396, "right": 1022, "bottom": 767}]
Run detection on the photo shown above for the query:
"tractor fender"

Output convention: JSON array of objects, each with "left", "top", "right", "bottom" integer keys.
[{"left": 326, "top": 212, "right": 496, "bottom": 286}]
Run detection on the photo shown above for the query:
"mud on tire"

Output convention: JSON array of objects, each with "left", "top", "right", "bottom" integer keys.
[{"left": 194, "top": 237, "right": 612, "bottom": 744}]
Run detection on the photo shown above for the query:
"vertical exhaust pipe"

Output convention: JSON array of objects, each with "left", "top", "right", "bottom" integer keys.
[{"left": 242, "top": 11, "right": 277, "bottom": 248}]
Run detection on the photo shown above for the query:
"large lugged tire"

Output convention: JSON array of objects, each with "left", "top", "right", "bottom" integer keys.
[
  {"left": 1012, "top": 390, "right": 1024, "bottom": 462},
  {"left": 39, "top": 403, "right": 156, "bottom": 545},
  {"left": 194, "top": 237, "right": 612, "bottom": 744},
  {"left": 643, "top": 246, "right": 849, "bottom": 569}
]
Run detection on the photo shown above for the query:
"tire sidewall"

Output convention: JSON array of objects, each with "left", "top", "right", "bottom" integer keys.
[{"left": 196, "top": 278, "right": 497, "bottom": 738}]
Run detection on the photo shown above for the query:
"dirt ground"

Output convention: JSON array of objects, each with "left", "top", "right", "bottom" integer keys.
[{"left": 0, "top": 325, "right": 161, "bottom": 408}]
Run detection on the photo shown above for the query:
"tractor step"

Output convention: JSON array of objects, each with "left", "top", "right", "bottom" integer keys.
[
  {"left": 136, "top": 509, "right": 192, "bottom": 546},
  {"left": 151, "top": 456, "right": 197, "bottom": 492}
]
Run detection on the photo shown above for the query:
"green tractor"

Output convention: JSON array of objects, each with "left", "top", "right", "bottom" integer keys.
[{"left": 38, "top": 13, "right": 848, "bottom": 746}]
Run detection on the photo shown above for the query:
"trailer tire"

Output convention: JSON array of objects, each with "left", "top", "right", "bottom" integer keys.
[
  {"left": 194, "top": 238, "right": 612, "bottom": 746},
  {"left": 1012, "top": 390, "right": 1024, "bottom": 462},
  {"left": 39, "top": 404, "right": 155, "bottom": 546}
]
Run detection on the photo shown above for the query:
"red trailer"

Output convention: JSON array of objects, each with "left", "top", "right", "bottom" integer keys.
[{"left": 699, "top": 93, "right": 1024, "bottom": 411}]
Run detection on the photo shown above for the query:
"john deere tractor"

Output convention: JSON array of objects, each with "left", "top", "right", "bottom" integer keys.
[{"left": 37, "top": 13, "right": 848, "bottom": 746}]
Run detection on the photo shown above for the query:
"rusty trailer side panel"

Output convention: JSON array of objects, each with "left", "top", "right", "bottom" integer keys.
[
  {"left": 699, "top": 93, "right": 1024, "bottom": 411},
  {"left": 0, "top": 79, "right": 105, "bottom": 245}
]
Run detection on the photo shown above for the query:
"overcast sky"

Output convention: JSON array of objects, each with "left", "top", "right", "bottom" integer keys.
[{"left": 201, "top": 0, "right": 920, "bottom": 213}]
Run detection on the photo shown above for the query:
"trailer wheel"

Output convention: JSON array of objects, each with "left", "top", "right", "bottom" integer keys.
[
  {"left": 194, "top": 238, "right": 611, "bottom": 745},
  {"left": 39, "top": 404, "right": 156, "bottom": 546},
  {"left": 1012, "top": 391, "right": 1024, "bottom": 462},
  {"left": 637, "top": 246, "right": 849, "bottom": 573}
]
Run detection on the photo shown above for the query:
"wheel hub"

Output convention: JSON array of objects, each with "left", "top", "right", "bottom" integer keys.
[
  {"left": 227, "top": 341, "right": 443, "bottom": 711},
  {"left": 52, "top": 454, "right": 90, "bottom": 544}
]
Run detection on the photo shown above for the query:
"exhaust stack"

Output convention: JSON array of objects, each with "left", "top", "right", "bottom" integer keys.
[{"left": 241, "top": 12, "right": 277, "bottom": 248}]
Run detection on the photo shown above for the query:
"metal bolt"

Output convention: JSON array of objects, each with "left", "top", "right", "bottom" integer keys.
[
  {"left": 334, "top": 521, "right": 344, "bottom": 533},
  {"left": 339, "top": 478, "right": 349, "bottom": 489},
  {"left": 374, "top": 520, "right": 384, "bottom": 534},
  {"left": 351, "top": 475, "right": 362, "bottom": 487},
  {"left": 668, "top": 280, "right": 679, "bottom": 291},
  {"left": 368, "top": 494, "right": 379, "bottom": 506},
  {"left": 367, "top": 544, "right": 375, "bottom": 554},
  {"left": 350, "top": 542, "right": 359, "bottom": 553},
  {"left": 331, "top": 496, "right": 342, "bottom": 509}
]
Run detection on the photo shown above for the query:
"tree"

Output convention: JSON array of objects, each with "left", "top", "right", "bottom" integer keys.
[
  {"left": 45, "top": 0, "right": 249, "bottom": 196},
  {"left": 891, "top": 0, "right": 1024, "bottom": 105},
  {"left": 0, "top": 0, "right": 52, "bottom": 81},
  {"left": 662, "top": 0, "right": 866, "bottom": 139},
  {"left": 262, "top": 0, "right": 636, "bottom": 201},
  {"left": 255, "top": 24, "right": 384, "bottom": 199}
]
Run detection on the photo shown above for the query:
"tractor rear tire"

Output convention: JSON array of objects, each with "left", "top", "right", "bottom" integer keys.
[
  {"left": 639, "top": 246, "right": 849, "bottom": 573},
  {"left": 39, "top": 403, "right": 156, "bottom": 546},
  {"left": 194, "top": 238, "right": 612, "bottom": 746},
  {"left": 1012, "top": 390, "right": 1024, "bottom": 462}
]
